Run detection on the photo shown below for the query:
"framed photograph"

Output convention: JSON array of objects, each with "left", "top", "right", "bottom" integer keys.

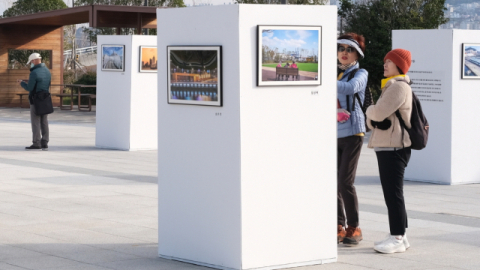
[
  {"left": 167, "top": 46, "right": 222, "bottom": 106},
  {"left": 257, "top": 25, "right": 321, "bottom": 86},
  {"left": 101, "top": 45, "right": 124, "bottom": 72},
  {"left": 140, "top": 46, "right": 157, "bottom": 73},
  {"left": 462, "top": 43, "right": 480, "bottom": 79}
]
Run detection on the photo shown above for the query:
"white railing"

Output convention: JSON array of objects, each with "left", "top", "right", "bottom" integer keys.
[
  {"left": 64, "top": 45, "right": 97, "bottom": 56},
  {"left": 64, "top": 46, "right": 97, "bottom": 69}
]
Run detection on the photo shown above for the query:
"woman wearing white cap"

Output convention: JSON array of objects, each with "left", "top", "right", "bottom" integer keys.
[
  {"left": 336, "top": 33, "right": 368, "bottom": 246},
  {"left": 18, "top": 52, "right": 52, "bottom": 151}
]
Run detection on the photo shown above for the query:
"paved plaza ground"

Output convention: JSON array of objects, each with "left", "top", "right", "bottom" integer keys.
[{"left": 0, "top": 107, "right": 479, "bottom": 270}]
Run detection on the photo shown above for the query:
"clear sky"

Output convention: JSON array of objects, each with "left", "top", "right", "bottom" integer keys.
[
  {"left": 465, "top": 45, "right": 480, "bottom": 51},
  {"left": 183, "top": 0, "right": 234, "bottom": 6},
  {"left": 262, "top": 29, "right": 319, "bottom": 53},
  {"left": 103, "top": 46, "right": 123, "bottom": 57}
]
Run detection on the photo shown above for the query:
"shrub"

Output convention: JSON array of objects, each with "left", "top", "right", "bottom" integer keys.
[{"left": 73, "top": 71, "right": 96, "bottom": 105}]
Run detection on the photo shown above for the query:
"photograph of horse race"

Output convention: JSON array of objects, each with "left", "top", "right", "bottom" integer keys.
[{"left": 257, "top": 25, "right": 321, "bottom": 86}]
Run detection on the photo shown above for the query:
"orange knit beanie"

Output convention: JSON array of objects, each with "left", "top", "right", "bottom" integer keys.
[{"left": 384, "top": 49, "right": 412, "bottom": 74}]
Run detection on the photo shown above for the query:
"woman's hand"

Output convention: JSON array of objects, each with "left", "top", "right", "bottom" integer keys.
[
  {"left": 371, "top": 119, "right": 391, "bottom": 130},
  {"left": 337, "top": 109, "right": 351, "bottom": 123}
]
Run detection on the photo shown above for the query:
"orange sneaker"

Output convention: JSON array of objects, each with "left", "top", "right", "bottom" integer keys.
[
  {"left": 337, "top": 225, "right": 346, "bottom": 243},
  {"left": 343, "top": 226, "right": 363, "bottom": 246}
]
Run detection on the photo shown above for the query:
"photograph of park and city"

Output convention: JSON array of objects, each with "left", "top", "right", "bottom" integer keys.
[
  {"left": 140, "top": 46, "right": 157, "bottom": 73},
  {"left": 102, "top": 45, "right": 124, "bottom": 71},
  {"left": 167, "top": 46, "right": 221, "bottom": 106},
  {"left": 463, "top": 43, "right": 480, "bottom": 79},
  {"left": 258, "top": 25, "right": 321, "bottom": 86}
]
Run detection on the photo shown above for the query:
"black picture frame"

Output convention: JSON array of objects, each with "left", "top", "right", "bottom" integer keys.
[
  {"left": 101, "top": 45, "right": 125, "bottom": 72},
  {"left": 257, "top": 25, "right": 322, "bottom": 86},
  {"left": 462, "top": 43, "right": 480, "bottom": 79},
  {"left": 167, "top": 46, "right": 222, "bottom": 106},
  {"left": 139, "top": 46, "right": 158, "bottom": 73}
]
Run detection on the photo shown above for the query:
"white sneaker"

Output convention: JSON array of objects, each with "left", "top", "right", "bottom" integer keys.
[
  {"left": 374, "top": 235, "right": 406, "bottom": 254},
  {"left": 374, "top": 234, "right": 390, "bottom": 246},
  {"left": 374, "top": 234, "right": 410, "bottom": 249},
  {"left": 403, "top": 234, "right": 410, "bottom": 249}
]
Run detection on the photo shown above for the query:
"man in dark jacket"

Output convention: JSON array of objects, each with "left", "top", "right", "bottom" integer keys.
[{"left": 19, "top": 53, "right": 51, "bottom": 150}]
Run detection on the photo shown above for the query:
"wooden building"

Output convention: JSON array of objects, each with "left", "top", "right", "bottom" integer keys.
[{"left": 0, "top": 5, "right": 158, "bottom": 107}]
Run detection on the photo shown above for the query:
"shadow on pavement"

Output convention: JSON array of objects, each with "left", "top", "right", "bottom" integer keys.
[{"left": 0, "top": 145, "right": 105, "bottom": 152}]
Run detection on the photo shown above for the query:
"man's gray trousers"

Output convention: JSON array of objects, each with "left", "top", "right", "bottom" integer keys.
[{"left": 30, "top": 104, "right": 49, "bottom": 146}]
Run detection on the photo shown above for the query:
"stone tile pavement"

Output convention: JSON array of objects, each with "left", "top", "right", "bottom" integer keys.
[{"left": 0, "top": 107, "right": 479, "bottom": 270}]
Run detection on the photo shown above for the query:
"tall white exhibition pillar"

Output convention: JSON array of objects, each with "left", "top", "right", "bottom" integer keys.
[
  {"left": 96, "top": 35, "right": 158, "bottom": 151},
  {"left": 157, "top": 4, "right": 337, "bottom": 270},
  {"left": 393, "top": 29, "right": 480, "bottom": 185}
]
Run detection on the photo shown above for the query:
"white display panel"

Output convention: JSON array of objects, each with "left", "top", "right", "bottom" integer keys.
[
  {"left": 96, "top": 35, "right": 158, "bottom": 151},
  {"left": 158, "top": 4, "right": 337, "bottom": 270},
  {"left": 393, "top": 29, "right": 480, "bottom": 184}
]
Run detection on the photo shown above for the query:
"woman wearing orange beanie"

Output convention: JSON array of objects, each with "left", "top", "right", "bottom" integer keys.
[{"left": 365, "top": 48, "right": 413, "bottom": 254}]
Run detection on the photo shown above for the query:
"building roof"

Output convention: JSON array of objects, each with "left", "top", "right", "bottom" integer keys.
[{"left": 0, "top": 5, "right": 160, "bottom": 29}]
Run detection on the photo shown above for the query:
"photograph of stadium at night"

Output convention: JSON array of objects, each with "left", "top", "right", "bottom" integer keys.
[{"left": 167, "top": 46, "right": 222, "bottom": 106}]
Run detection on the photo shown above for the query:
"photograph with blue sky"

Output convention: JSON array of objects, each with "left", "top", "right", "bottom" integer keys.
[
  {"left": 262, "top": 29, "right": 319, "bottom": 55},
  {"left": 103, "top": 46, "right": 124, "bottom": 58},
  {"left": 258, "top": 26, "right": 321, "bottom": 85},
  {"left": 464, "top": 45, "right": 480, "bottom": 54},
  {"left": 102, "top": 45, "right": 124, "bottom": 71},
  {"left": 463, "top": 44, "right": 480, "bottom": 78}
]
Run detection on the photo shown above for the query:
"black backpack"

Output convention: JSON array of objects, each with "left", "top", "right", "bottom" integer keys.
[
  {"left": 347, "top": 68, "right": 374, "bottom": 132},
  {"left": 395, "top": 88, "right": 429, "bottom": 150}
]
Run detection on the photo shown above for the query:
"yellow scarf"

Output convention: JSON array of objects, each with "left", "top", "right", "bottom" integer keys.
[{"left": 381, "top": 75, "right": 405, "bottom": 89}]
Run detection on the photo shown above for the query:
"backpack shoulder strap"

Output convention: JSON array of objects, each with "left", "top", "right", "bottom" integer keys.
[
  {"left": 395, "top": 110, "right": 406, "bottom": 129},
  {"left": 346, "top": 69, "right": 360, "bottom": 111},
  {"left": 394, "top": 80, "right": 411, "bottom": 127},
  {"left": 347, "top": 68, "right": 359, "bottom": 82},
  {"left": 354, "top": 93, "right": 362, "bottom": 111},
  {"left": 395, "top": 110, "right": 406, "bottom": 149}
]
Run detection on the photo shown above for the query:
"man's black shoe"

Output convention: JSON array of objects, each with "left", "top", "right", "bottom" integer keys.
[
  {"left": 41, "top": 144, "right": 48, "bottom": 151},
  {"left": 25, "top": 145, "right": 41, "bottom": 150}
]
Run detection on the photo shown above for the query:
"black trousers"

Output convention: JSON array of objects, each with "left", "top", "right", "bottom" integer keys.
[
  {"left": 376, "top": 148, "right": 411, "bottom": 235},
  {"left": 337, "top": 135, "right": 363, "bottom": 227}
]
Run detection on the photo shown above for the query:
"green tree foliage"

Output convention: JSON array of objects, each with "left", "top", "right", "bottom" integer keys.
[
  {"left": 2, "top": 0, "right": 67, "bottom": 18},
  {"left": 339, "top": 0, "right": 448, "bottom": 99},
  {"left": 73, "top": 71, "right": 97, "bottom": 104},
  {"left": 74, "top": 0, "right": 185, "bottom": 43},
  {"left": 8, "top": 49, "right": 52, "bottom": 69},
  {"left": 75, "top": 0, "right": 185, "bottom": 7}
]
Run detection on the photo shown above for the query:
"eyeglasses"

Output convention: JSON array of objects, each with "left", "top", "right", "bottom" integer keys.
[{"left": 338, "top": 46, "right": 356, "bottom": 53}]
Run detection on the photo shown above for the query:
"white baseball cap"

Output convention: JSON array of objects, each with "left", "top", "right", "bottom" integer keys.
[{"left": 27, "top": 53, "right": 42, "bottom": 64}]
